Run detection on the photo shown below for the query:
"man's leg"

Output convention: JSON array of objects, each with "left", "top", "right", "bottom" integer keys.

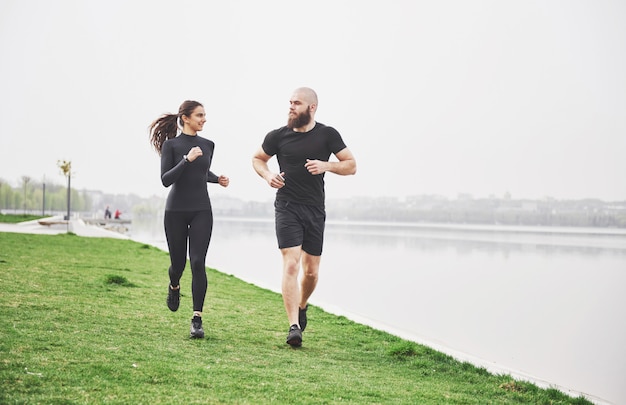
[
  {"left": 300, "top": 252, "right": 320, "bottom": 309},
  {"left": 296, "top": 203, "right": 325, "bottom": 332},
  {"left": 281, "top": 250, "right": 320, "bottom": 326},
  {"left": 281, "top": 246, "right": 302, "bottom": 327},
  {"left": 298, "top": 252, "right": 320, "bottom": 332}
]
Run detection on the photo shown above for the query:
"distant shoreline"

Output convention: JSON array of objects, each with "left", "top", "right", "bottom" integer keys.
[{"left": 216, "top": 216, "right": 626, "bottom": 237}]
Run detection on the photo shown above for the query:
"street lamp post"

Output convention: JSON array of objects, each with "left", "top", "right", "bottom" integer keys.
[{"left": 66, "top": 172, "right": 71, "bottom": 221}]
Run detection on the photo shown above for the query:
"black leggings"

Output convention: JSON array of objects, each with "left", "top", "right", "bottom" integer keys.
[{"left": 164, "top": 210, "right": 213, "bottom": 312}]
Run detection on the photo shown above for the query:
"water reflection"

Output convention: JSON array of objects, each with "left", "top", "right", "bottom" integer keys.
[{"left": 131, "top": 217, "right": 626, "bottom": 405}]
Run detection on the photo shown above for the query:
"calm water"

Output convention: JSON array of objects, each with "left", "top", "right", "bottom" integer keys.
[{"left": 131, "top": 217, "right": 626, "bottom": 405}]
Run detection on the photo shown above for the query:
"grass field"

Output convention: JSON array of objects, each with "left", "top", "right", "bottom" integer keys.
[
  {"left": 0, "top": 228, "right": 593, "bottom": 404},
  {"left": 0, "top": 213, "right": 44, "bottom": 223}
]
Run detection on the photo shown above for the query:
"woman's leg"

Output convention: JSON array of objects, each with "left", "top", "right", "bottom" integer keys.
[
  {"left": 187, "top": 209, "right": 213, "bottom": 313},
  {"left": 164, "top": 211, "right": 189, "bottom": 288}
]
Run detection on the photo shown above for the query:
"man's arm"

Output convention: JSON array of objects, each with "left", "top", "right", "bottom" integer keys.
[
  {"left": 252, "top": 147, "right": 285, "bottom": 189},
  {"left": 304, "top": 147, "right": 357, "bottom": 176}
]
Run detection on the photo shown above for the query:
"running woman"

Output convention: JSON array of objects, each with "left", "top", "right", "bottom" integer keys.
[{"left": 149, "top": 100, "right": 229, "bottom": 338}]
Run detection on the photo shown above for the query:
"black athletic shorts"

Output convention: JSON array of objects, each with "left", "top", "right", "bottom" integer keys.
[{"left": 274, "top": 199, "right": 326, "bottom": 256}]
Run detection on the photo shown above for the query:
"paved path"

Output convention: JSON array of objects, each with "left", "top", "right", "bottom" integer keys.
[{"left": 0, "top": 216, "right": 130, "bottom": 239}]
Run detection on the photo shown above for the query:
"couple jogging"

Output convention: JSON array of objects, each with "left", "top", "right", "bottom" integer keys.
[{"left": 149, "top": 87, "right": 357, "bottom": 346}]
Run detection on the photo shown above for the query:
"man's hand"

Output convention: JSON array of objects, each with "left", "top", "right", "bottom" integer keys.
[
  {"left": 304, "top": 159, "right": 328, "bottom": 175},
  {"left": 267, "top": 172, "right": 286, "bottom": 189}
]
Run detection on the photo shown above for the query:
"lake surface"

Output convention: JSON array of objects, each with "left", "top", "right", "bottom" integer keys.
[{"left": 131, "top": 217, "right": 626, "bottom": 405}]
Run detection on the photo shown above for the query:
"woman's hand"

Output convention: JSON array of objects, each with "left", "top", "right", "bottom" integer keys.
[
  {"left": 218, "top": 175, "right": 230, "bottom": 187},
  {"left": 187, "top": 146, "right": 203, "bottom": 162}
]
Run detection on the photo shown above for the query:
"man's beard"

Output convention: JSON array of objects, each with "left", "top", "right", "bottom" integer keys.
[{"left": 287, "top": 109, "right": 311, "bottom": 129}]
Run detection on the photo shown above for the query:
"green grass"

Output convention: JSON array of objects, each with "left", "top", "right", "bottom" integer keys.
[
  {"left": 0, "top": 230, "right": 592, "bottom": 404},
  {"left": 0, "top": 213, "right": 44, "bottom": 223}
]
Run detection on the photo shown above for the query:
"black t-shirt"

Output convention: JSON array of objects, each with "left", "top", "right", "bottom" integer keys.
[
  {"left": 262, "top": 122, "right": 347, "bottom": 207},
  {"left": 161, "top": 133, "right": 219, "bottom": 211}
]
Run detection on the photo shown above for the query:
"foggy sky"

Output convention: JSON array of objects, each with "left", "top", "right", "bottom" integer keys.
[{"left": 1, "top": 0, "right": 625, "bottom": 202}]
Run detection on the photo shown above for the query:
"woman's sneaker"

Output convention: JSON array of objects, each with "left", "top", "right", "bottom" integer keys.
[
  {"left": 167, "top": 285, "right": 180, "bottom": 312},
  {"left": 190, "top": 316, "right": 204, "bottom": 338}
]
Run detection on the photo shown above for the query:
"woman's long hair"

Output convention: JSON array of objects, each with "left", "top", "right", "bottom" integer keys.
[{"left": 149, "top": 100, "right": 203, "bottom": 155}]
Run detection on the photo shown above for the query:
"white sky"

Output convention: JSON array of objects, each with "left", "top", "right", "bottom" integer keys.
[{"left": 1, "top": 0, "right": 625, "bottom": 202}]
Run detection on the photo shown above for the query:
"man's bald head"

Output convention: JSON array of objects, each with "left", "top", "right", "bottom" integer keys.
[{"left": 293, "top": 87, "right": 318, "bottom": 106}]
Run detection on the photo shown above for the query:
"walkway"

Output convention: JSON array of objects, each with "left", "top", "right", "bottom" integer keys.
[{"left": 0, "top": 216, "right": 130, "bottom": 239}]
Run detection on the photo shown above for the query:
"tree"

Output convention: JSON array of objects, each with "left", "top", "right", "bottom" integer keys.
[
  {"left": 21, "top": 176, "right": 31, "bottom": 214},
  {"left": 57, "top": 160, "right": 72, "bottom": 222}
]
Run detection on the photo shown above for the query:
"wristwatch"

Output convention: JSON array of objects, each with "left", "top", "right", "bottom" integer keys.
[{"left": 183, "top": 155, "right": 189, "bottom": 162}]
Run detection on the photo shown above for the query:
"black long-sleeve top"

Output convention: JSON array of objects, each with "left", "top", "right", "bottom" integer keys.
[{"left": 161, "top": 133, "right": 219, "bottom": 211}]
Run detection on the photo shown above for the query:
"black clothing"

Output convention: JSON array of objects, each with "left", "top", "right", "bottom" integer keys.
[
  {"left": 261, "top": 122, "right": 347, "bottom": 207},
  {"left": 161, "top": 133, "right": 219, "bottom": 212},
  {"left": 160, "top": 133, "right": 219, "bottom": 313},
  {"left": 274, "top": 200, "right": 326, "bottom": 256},
  {"left": 164, "top": 210, "right": 212, "bottom": 312}
]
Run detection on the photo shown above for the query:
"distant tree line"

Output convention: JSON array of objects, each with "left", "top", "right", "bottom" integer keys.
[
  {"left": 325, "top": 196, "right": 626, "bottom": 228},
  {"left": 0, "top": 177, "right": 92, "bottom": 214},
  {"left": 3, "top": 176, "right": 625, "bottom": 229},
  {"left": 206, "top": 194, "right": 626, "bottom": 228}
]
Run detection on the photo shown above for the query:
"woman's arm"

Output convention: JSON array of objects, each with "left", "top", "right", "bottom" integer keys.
[{"left": 160, "top": 142, "right": 187, "bottom": 187}]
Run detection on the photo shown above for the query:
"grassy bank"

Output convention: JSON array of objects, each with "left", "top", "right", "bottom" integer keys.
[
  {"left": 0, "top": 213, "right": 43, "bottom": 223},
  {"left": 0, "top": 230, "right": 592, "bottom": 404}
]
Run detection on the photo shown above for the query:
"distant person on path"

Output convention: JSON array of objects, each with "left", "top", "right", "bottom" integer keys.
[
  {"left": 104, "top": 206, "right": 112, "bottom": 219},
  {"left": 252, "top": 87, "right": 356, "bottom": 347},
  {"left": 114, "top": 209, "right": 121, "bottom": 220},
  {"left": 149, "top": 100, "right": 230, "bottom": 339}
]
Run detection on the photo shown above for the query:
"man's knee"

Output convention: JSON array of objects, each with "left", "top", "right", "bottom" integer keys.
[
  {"left": 302, "top": 257, "right": 320, "bottom": 278},
  {"left": 283, "top": 259, "right": 300, "bottom": 276},
  {"left": 281, "top": 248, "right": 301, "bottom": 275}
]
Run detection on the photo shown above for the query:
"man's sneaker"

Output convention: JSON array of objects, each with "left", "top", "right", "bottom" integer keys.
[
  {"left": 190, "top": 316, "right": 204, "bottom": 338},
  {"left": 167, "top": 285, "right": 180, "bottom": 312},
  {"left": 286, "top": 324, "right": 302, "bottom": 347},
  {"left": 299, "top": 304, "right": 309, "bottom": 332}
]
